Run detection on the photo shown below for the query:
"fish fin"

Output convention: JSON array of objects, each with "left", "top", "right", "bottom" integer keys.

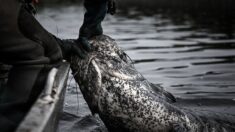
[
  {"left": 150, "top": 83, "right": 176, "bottom": 103},
  {"left": 163, "top": 90, "right": 177, "bottom": 103},
  {"left": 172, "top": 123, "right": 188, "bottom": 132}
]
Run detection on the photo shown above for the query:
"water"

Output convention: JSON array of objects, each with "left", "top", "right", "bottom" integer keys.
[{"left": 36, "top": 5, "right": 235, "bottom": 131}]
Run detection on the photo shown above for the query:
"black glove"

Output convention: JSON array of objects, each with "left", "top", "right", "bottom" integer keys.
[
  {"left": 76, "top": 37, "right": 91, "bottom": 52},
  {"left": 107, "top": 0, "right": 116, "bottom": 15},
  {"left": 24, "top": 0, "right": 33, "bottom": 3},
  {"left": 53, "top": 36, "right": 91, "bottom": 60},
  {"left": 21, "top": 0, "right": 37, "bottom": 15}
]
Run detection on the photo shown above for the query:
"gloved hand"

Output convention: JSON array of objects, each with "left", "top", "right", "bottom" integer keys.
[
  {"left": 76, "top": 37, "right": 91, "bottom": 52},
  {"left": 53, "top": 36, "right": 91, "bottom": 60},
  {"left": 21, "top": 1, "right": 37, "bottom": 15},
  {"left": 25, "top": 0, "right": 39, "bottom": 4},
  {"left": 107, "top": 0, "right": 116, "bottom": 15},
  {"left": 77, "top": 0, "right": 108, "bottom": 53}
]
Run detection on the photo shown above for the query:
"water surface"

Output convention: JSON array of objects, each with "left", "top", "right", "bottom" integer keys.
[{"left": 36, "top": 5, "right": 235, "bottom": 131}]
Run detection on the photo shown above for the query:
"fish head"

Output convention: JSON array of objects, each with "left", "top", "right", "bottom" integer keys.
[{"left": 70, "top": 35, "right": 141, "bottom": 113}]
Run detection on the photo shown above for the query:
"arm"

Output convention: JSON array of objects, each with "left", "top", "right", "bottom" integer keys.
[{"left": 76, "top": 0, "right": 117, "bottom": 53}]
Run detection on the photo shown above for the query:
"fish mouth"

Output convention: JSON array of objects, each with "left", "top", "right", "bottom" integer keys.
[{"left": 84, "top": 53, "right": 137, "bottom": 81}]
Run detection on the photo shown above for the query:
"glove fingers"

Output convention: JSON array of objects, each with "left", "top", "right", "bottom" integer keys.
[
  {"left": 107, "top": 0, "right": 116, "bottom": 15},
  {"left": 73, "top": 45, "right": 87, "bottom": 59},
  {"left": 79, "top": 37, "right": 91, "bottom": 52}
]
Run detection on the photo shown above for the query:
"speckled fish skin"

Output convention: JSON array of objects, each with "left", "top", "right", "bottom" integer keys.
[{"left": 70, "top": 35, "right": 235, "bottom": 132}]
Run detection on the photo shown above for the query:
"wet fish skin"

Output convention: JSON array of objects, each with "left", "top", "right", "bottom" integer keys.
[{"left": 70, "top": 35, "right": 235, "bottom": 132}]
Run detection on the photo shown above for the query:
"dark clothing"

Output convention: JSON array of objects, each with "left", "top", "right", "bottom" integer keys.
[
  {"left": 0, "top": 1, "right": 62, "bottom": 65},
  {"left": 0, "top": 0, "right": 63, "bottom": 131},
  {"left": 76, "top": 0, "right": 108, "bottom": 60},
  {"left": 79, "top": 0, "right": 108, "bottom": 38},
  {"left": 0, "top": 0, "right": 109, "bottom": 131}
]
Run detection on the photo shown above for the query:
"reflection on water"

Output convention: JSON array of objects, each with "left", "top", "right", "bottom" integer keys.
[
  {"left": 36, "top": 5, "right": 235, "bottom": 132},
  {"left": 108, "top": 9, "right": 235, "bottom": 99}
]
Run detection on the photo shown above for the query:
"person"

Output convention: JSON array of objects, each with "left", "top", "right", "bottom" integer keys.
[
  {"left": 55, "top": 0, "right": 116, "bottom": 60},
  {"left": 0, "top": 0, "right": 116, "bottom": 131},
  {"left": 0, "top": 1, "right": 64, "bottom": 131}
]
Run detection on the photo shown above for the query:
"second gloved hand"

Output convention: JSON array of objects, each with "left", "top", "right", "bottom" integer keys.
[
  {"left": 107, "top": 0, "right": 116, "bottom": 15},
  {"left": 76, "top": 37, "right": 91, "bottom": 53},
  {"left": 54, "top": 36, "right": 91, "bottom": 60}
]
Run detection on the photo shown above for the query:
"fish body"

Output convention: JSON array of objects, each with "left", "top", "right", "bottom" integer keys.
[{"left": 70, "top": 35, "right": 235, "bottom": 132}]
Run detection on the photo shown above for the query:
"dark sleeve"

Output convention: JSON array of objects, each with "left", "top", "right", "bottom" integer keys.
[
  {"left": 18, "top": 7, "right": 63, "bottom": 63},
  {"left": 79, "top": 0, "right": 108, "bottom": 37},
  {"left": 0, "top": 0, "right": 61, "bottom": 65}
]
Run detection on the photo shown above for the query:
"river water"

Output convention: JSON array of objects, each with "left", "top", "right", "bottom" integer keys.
[{"left": 36, "top": 5, "right": 235, "bottom": 132}]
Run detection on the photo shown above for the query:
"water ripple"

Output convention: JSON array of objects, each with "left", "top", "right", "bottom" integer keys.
[{"left": 37, "top": 5, "right": 235, "bottom": 99}]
